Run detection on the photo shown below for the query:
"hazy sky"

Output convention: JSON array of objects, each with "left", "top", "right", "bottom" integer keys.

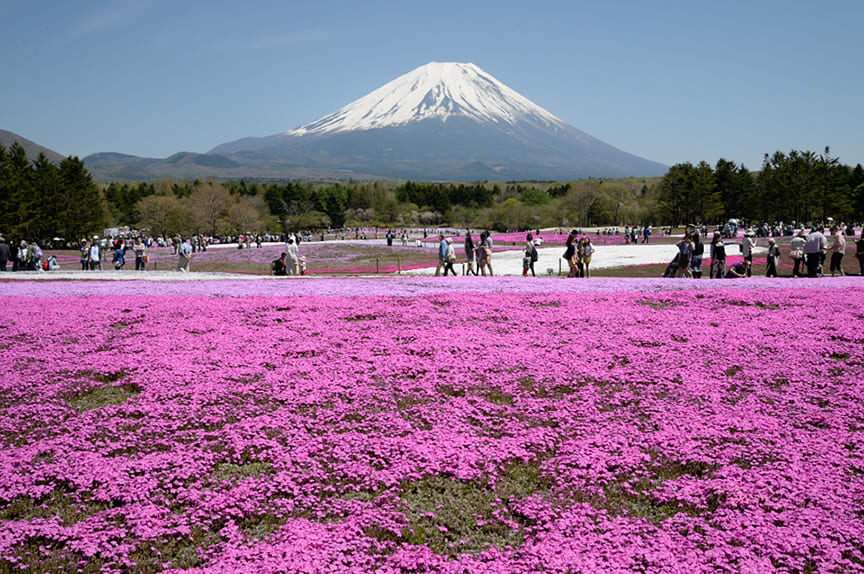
[{"left": 3, "top": 0, "right": 862, "bottom": 171}]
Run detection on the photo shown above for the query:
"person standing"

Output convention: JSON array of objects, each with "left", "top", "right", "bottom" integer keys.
[
  {"left": 765, "top": 238, "right": 780, "bottom": 277},
  {"left": 89, "top": 238, "right": 103, "bottom": 270},
  {"left": 79, "top": 240, "right": 90, "bottom": 270},
  {"left": 709, "top": 232, "right": 726, "bottom": 279},
  {"left": 789, "top": 229, "right": 806, "bottom": 277},
  {"left": 827, "top": 225, "right": 846, "bottom": 277},
  {"left": 563, "top": 232, "right": 578, "bottom": 278},
  {"left": 133, "top": 236, "right": 146, "bottom": 271},
  {"left": 803, "top": 226, "right": 826, "bottom": 278},
  {"left": 177, "top": 238, "right": 192, "bottom": 272},
  {"left": 27, "top": 240, "right": 42, "bottom": 271},
  {"left": 0, "top": 237, "right": 9, "bottom": 272},
  {"left": 477, "top": 231, "right": 493, "bottom": 276},
  {"left": 741, "top": 230, "right": 756, "bottom": 277},
  {"left": 581, "top": 236, "right": 594, "bottom": 278},
  {"left": 284, "top": 237, "right": 299, "bottom": 275},
  {"left": 523, "top": 233, "right": 537, "bottom": 277},
  {"left": 690, "top": 232, "right": 704, "bottom": 278},
  {"left": 855, "top": 231, "right": 864, "bottom": 276},
  {"left": 464, "top": 231, "right": 477, "bottom": 276},
  {"left": 675, "top": 233, "right": 694, "bottom": 278}
]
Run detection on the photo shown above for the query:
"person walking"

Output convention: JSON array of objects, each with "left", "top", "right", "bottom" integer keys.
[
  {"left": 803, "top": 226, "right": 826, "bottom": 278},
  {"left": 177, "top": 238, "right": 192, "bottom": 272},
  {"left": 435, "top": 233, "right": 447, "bottom": 276},
  {"left": 442, "top": 237, "right": 457, "bottom": 276},
  {"left": 789, "top": 229, "right": 806, "bottom": 277},
  {"left": 523, "top": 233, "right": 537, "bottom": 277},
  {"left": 827, "top": 225, "right": 846, "bottom": 277},
  {"left": 464, "top": 231, "right": 478, "bottom": 276}
]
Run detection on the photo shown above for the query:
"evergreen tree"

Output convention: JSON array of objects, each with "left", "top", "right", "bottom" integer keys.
[
  {"left": 28, "top": 153, "right": 62, "bottom": 239},
  {"left": 2, "top": 143, "right": 33, "bottom": 234},
  {"left": 58, "top": 156, "right": 106, "bottom": 241}
]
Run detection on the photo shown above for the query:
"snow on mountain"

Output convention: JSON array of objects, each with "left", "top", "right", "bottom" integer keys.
[{"left": 285, "top": 62, "right": 568, "bottom": 136}]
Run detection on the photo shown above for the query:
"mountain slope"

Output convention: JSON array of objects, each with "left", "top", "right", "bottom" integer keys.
[
  {"left": 0, "top": 129, "right": 66, "bottom": 164},
  {"left": 209, "top": 62, "right": 666, "bottom": 180},
  {"left": 84, "top": 151, "right": 245, "bottom": 181}
]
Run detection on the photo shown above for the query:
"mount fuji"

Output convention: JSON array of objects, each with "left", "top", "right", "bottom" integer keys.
[
  {"left": 85, "top": 63, "right": 666, "bottom": 181},
  {"left": 209, "top": 62, "right": 666, "bottom": 180}
]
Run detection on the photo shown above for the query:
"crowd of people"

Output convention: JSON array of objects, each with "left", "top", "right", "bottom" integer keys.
[
  {"left": 3, "top": 221, "right": 864, "bottom": 278},
  {"left": 666, "top": 221, "right": 864, "bottom": 279},
  {"left": 0, "top": 236, "right": 45, "bottom": 271},
  {"left": 434, "top": 230, "right": 496, "bottom": 277}
]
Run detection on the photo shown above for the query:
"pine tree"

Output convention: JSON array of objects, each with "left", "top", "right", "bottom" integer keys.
[{"left": 58, "top": 156, "right": 106, "bottom": 242}]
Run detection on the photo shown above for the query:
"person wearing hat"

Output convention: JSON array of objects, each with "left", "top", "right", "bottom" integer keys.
[
  {"left": 79, "top": 239, "right": 90, "bottom": 270},
  {"left": 442, "top": 237, "right": 457, "bottom": 276},
  {"left": 89, "top": 236, "right": 103, "bottom": 270},
  {"left": 740, "top": 230, "right": 756, "bottom": 277},
  {"left": 765, "top": 238, "right": 780, "bottom": 277}
]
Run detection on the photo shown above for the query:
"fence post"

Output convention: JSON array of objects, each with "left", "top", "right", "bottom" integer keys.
[
  {"left": 376, "top": 258, "right": 379, "bottom": 274},
  {"left": 397, "top": 257, "right": 401, "bottom": 275},
  {"left": 559, "top": 259, "right": 562, "bottom": 276}
]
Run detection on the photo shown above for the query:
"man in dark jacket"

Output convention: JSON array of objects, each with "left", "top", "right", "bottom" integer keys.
[
  {"left": 272, "top": 252, "right": 287, "bottom": 276},
  {"left": 0, "top": 237, "right": 9, "bottom": 272}
]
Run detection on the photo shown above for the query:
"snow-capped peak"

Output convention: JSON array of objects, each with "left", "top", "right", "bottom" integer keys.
[{"left": 284, "top": 62, "right": 567, "bottom": 136}]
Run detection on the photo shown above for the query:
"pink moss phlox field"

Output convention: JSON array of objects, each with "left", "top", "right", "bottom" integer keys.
[
  {"left": 106, "top": 243, "right": 436, "bottom": 274},
  {"left": 1, "top": 281, "right": 863, "bottom": 573}
]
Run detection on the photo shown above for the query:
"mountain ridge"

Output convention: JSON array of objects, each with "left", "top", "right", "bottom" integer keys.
[
  {"left": 0, "top": 129, "right": 66, "bottom": 164},
  {"left": 75, "top": 62, "right": 669, "bottom": 181},
  {"left": 207, "top": 62, "right": 666, "bottom": 180}
]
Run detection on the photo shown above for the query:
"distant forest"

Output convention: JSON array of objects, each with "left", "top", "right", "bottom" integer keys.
[{"left": 1, "top": 141, "right": 862, "bottom": 242}]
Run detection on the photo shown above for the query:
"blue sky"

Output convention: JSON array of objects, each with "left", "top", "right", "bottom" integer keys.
[{"left": 2, "top": 0, "right": 862, "bottom": 172}]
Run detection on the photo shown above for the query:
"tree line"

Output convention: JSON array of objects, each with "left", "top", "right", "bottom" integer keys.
[
  {"left": 655, "top": 148, "right": 864, "bottom": 226},
  {"left": 0, "top": 143, "right": 105, "bottom": 242},
  {"left": 2, "top": 141, "right": 862, "bottom": 243}
]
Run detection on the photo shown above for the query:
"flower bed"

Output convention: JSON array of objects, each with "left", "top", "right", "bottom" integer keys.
[
  {"left": 1, "top": 279, "right": 863, "bottom": 573},
  {"left": 46, "top": 243, "right": 441, "bottom": 276}
]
